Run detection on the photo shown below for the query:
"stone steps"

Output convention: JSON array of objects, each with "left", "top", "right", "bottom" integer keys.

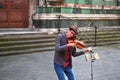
[
  {"left": 0, "top": 28, "right": 120, "bottom": 56},
  {"left": 0, "top": 33, "right": 56, "bottom": 56},
  {"left": 78, "top": 29, "right": 120, "bottom": 46}
]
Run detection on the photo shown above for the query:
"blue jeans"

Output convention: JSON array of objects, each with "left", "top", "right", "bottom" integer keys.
[{"left": 54, "top": 63, "right": 76, "bottom": 80}]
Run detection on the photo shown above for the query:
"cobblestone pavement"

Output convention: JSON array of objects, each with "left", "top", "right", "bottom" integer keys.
[{"left": 0, "top": 46, "right": 120, "bottom": 80}]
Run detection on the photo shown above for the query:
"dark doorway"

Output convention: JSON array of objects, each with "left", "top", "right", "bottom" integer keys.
[{"left": 0, "top": 0, "right": 29, "bottom": 28}]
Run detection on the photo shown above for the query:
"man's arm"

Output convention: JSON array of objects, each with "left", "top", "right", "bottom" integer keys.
[
  {"left": 55, "top": 34, "right": 67, "bottom": 52},
  {"left": 71, "top": 48, "right": 84, "bottom": 57}
]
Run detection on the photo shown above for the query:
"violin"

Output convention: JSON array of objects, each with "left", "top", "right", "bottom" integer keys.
[
  {"left": 76, "top": 40, "right": 85, "bottom": 49},
  {"left": 67, "top": 37, "right": 85, "bottom": 49},
  {"left": 67, "top": 37, "right": 100, "bottom": 61}
]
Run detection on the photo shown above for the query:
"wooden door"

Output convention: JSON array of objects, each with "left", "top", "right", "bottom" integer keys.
[{"left": 0, "top": 0, "right": 29, "bottom": 28}]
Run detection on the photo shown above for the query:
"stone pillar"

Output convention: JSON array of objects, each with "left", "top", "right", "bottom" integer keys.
[{"left": 29, "top": 0, "right": 36, "bottom": 28}]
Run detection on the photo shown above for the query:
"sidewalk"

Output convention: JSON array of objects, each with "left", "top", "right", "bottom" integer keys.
[{"left": 0, "top": 46, "right": 120, "bottom": 80}]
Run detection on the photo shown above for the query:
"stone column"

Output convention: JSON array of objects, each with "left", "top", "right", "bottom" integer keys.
[{"left": 29, "top": 0, "right": 36, "bottom": 28}]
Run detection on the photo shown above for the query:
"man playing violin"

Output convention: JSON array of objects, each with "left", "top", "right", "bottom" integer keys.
[{"left": 53, "top": 25, "right": 90, "bottom": 80}]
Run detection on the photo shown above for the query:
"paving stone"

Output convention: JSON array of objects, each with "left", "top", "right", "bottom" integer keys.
[{"left": 0, "top": 46, "right": 120, "bottom": 80}]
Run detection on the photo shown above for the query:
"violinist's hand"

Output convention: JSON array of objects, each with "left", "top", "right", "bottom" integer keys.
[
  {"left": 83, "top": 48, "right": 90, "bottom": 53},
  {"left": 83, "top": 47, "right": 93, "bottom": 53},
  {"left": 67, "top": 43, "right": 76, "bottom": 47}
]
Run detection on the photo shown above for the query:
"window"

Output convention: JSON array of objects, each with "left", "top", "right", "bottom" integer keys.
[{"left": 36, "top": 0, "right": 46, "bottom": 7}]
